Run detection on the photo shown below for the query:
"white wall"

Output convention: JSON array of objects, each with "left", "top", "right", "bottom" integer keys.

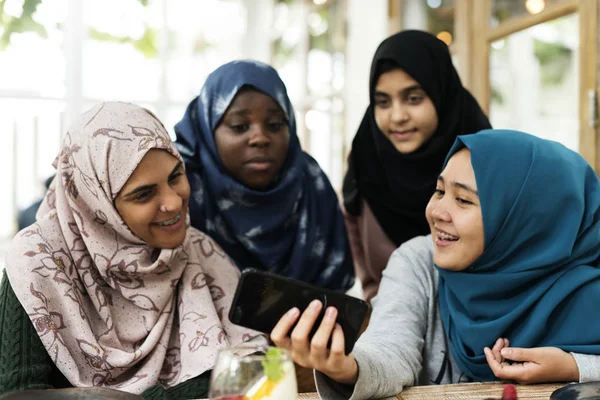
[{"left": 343, "top": 0, "right": 388, "bottom": 150}]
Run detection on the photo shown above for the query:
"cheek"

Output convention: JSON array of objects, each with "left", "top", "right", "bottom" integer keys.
[
  {"left": 459, "top": 214, "right": 485, "bottom": 255},
  {"left": 214, "top": 131, "right": 237, "bottom": 163},
  {"left": 275, "top": 132, "right": 290, "bottom": 162},
  {"left": 178, "top": 180, "right": 191, "bottom": 205},
  {"left": 118, "top": 203, "right": 157, "bottom": 235},
  {"left": 425, "top": 199, "right": 436, "bottom": 225},
  {"left": 422, "top": 103, "right": 439, "bottom": 132},
  {"left": 374, "top": 108, "right": 387, "bottom": 132}
]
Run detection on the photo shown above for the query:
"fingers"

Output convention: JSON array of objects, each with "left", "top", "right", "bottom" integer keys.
[
  {"left": 329, "top": 323, "right": 346, "bottom": 359},
  {"left": 270, "top": 307, "right": 300, "bottom": 349},
  {"left": 489, "top": 360, "right": 529, "bottom": 382},
  {"left": 491, "top": 338, "right": 506, "bottom": 364},
  {"left": 290, "top": 300, "right": 323, "bottom": 363},
  {"left": 501, "top": 347, "right": 540, "bottom": 363},
  {"left": 310, "top": 307, "right": 338, "bottom": 363},
  {"left": 484, "top": 347, "right": 502, "bottom": 371}
]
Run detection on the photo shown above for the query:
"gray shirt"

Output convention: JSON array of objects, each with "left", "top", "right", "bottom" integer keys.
[{"left": 316, "top": 235, "right": 600, "bottom": 400}]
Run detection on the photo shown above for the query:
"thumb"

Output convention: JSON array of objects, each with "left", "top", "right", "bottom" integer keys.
[{"left": 500, "top": 347, "right": 541, "bottom": 363}]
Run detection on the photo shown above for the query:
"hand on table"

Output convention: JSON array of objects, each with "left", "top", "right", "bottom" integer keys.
[{"left": 484, "top": 338, "right": 579, "bottom": 384}]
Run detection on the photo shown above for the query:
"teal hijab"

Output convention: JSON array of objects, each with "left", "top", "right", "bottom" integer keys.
[{"left": 437, "top": 129, "right": 600, "bottom": 381}]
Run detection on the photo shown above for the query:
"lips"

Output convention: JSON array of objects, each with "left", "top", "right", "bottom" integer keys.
[
  {"left": 389, "top": 128, "right": 418, "bottom": 141},
  {"left": 435, "top": 227, "right": 459, "bottom": 241},
  {"left": 390, "top": 128, "right": 417, "bottom": 135},
  {"left": 245, "top": 156, "right": 275, "bottom": 164},
  {"left": 244, "top": 156, "right": 275, "bottom": 171},
  {"left": 153, "top": 213, "right": 181, "bottom": 226}
]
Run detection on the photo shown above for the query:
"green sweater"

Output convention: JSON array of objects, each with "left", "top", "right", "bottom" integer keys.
[{"left": 0, "top": 270, "right": 210, "bottom": 399}]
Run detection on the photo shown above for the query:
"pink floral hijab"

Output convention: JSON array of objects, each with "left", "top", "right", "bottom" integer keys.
[{"left": 5, "top": 102, "right": 267, "bottom": 394}]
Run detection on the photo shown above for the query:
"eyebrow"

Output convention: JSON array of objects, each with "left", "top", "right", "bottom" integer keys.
[
  {"left": 123, "top": 162, "right": 183, "bottom": 198},
  {"left": 226, "top": 108, "right": 284, "bottom": 118},
  {"left": 437, "top": 176, "right": 479, "bottom": 196},
  {"left": 374, "top": 84, "right": 424, "bottom": 97}
]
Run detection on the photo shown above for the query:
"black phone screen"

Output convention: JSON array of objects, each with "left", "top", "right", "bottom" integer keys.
[{"left": 229, "top": 269, "right": 369, "bottom": 355}]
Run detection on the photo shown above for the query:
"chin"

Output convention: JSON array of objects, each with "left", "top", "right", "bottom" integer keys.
[
  {"left": 244, "top": 178, "right": 276, "bottom": 191},
  {"left": 434, "top": 255, "right": 460, "bottom": 271},
  {"left": 157, "top": 235, "right": 186, "bottom": 250},
  {"left": 393, "top": 142, "right": 421, "bottom": 154}
]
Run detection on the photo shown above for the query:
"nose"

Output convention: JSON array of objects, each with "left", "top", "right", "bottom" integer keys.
[
  {"left": 160, "top": 187, "right": 182, "bottom": 213},
  {"left": 390, "top": 101, "right": 409, "bottom": 124},
  {"left": 430, "top": 198, "right": 451, "bottom": 222},
  {"left": 248, "top": 125, "right": 271, "bottom": 148}
]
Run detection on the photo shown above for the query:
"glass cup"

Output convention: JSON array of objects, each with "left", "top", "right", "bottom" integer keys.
[{"left": 209, "top": 345, "right": 298, "bottom": 400}]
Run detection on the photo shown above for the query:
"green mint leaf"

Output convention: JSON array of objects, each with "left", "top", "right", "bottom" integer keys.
[{"left": 261, "top": 347, "right": 284, "bottom": 381}]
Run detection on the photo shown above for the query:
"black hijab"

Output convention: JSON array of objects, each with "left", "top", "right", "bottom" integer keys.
[{"left": 342, "top": 30, "right": 491, "bottom": 246}]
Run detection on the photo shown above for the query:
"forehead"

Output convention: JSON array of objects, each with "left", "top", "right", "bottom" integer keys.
[
  {"left": 123, "top": 149, "right": 180, "bottom": 185},
  {"left": 441, "top": 149, "right": 476, "bottom": 183},
  {"left": 226, "top": 88, "right": 282, "bottom": 112},
  {"left": 375, "top": 68, "right": 419, "bottom": 92}
]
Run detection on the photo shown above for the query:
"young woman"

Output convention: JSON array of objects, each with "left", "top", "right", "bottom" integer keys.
[
  {"left": 272, "top": 129, "right": 600, "bottom": 399},
  {"left": 0, "top": 102, "right": 266, "bottom": 399},
  {"left": 174, "top": 60, "right": 354, "bottom": 292},
  {"left": 343, "top": 30, "right": 491, "bottom": 301}
]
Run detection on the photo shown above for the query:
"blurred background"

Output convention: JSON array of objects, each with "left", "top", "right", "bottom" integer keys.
[{"left": 1, "top": 0, "right": 598, "bottom": 269}]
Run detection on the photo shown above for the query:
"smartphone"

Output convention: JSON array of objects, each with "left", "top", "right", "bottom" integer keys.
[{"left": 229, "top": 268, "right": 369, "bottom": 355}]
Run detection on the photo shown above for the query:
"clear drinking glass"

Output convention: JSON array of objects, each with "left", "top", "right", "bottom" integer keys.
[{"left": 209, "top": 345, "right": 298, "bottom": 400}]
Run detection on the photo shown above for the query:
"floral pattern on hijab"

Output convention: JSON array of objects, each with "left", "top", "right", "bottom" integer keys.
[{"left": 5, "top": 102, "right": 267, "bottom": 394}]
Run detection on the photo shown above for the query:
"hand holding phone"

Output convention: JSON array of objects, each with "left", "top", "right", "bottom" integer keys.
[
  {"left": 228, "top": 269, "right": 369, "bottom": 355},
  {"left": 270, "top": 298, "right": 362, "bottom": 385}
]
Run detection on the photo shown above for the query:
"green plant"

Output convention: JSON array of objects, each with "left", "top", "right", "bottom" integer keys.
[
  {"left": 533, "top": 39, "right": 572, "bottom": 85},
  {"left": 0, "top": 0, "right": 158, "bottom": 58}
]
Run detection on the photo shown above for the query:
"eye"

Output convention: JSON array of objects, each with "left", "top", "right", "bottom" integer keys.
[
  {"left": 407, "top": 95, "right": 424, "bottom": 105},
  {"left": 169, "top": 171, "right": 183, "bottom": 184},
  {"left": 229, "top": 123, "right": 249, "bottom": 134},
  {"left": 133, "top": 189, "right": 154, "bottom": 202},
  {"left": 456, "top": 198, "right": 473, "bottom": 205},
  {"left": 374, "top": 97, "right": 390, "bottom": 107},
  {"left": 434, "top": 188, "right": 444, "bottom": 197},
  {"left": 267, "top": 121, "right": 285, "bottom": 132}
]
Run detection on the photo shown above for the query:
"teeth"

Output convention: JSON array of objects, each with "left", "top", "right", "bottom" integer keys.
[
  {"left": 437, "top": 231, "right": 458, "bottom": 241},
  {"left": 156, "top": 214, "right": 180, "bottom": 226}
]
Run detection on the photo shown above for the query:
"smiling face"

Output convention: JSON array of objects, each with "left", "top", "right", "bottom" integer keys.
[
  {"left": 114, "top": 149, "right": 190, "bottom": 249},
  {"left": 213, "top": 87, "right": 290, "bottom": 190},
  {"left": 425, "top": 148, "right": 484, "bottom": 271},
  {"left": 373, "top": 68, "right": 439, "bottom": 154}
]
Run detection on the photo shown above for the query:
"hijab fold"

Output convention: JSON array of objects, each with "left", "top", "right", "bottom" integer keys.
[
  {"left": 6, "top": 102, "right": 266, "bottom": 394},
  {"left": 438, "top": 129, "right": 600, "bottom": 381},
  {"left": 342, "top": 30, "right": 491, "bottom": 246},
  {"left": 175, "top": 60, "right": 354, "bottom": 291}
]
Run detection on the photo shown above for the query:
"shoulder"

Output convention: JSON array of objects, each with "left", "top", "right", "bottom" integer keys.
[{"left": 385, "top": 235, "right": 435, "bottom": 280}]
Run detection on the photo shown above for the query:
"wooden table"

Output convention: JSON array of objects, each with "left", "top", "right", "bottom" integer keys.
[{"left": 297, "top": 382, "right": 565, "bottom": 399}]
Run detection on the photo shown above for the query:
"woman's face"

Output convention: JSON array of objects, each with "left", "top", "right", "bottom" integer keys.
[
  {"left": 115, "top": 149, "right": 190, "bottom": 249},
  {"left": 214, "top": 87, "right": 290, "bottom": 190},
  {"left": 425, "top": 148, "right": 484, "bottom": 271},
  {"left": 374, "top": 68, "right": 439, "bottom": 154}
]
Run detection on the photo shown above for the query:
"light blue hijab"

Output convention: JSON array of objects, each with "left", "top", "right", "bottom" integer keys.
[
  {"left": 437, "top": 129, "right": 600, "bottom": 381},
  {"left": 174, "top": 60, "right": 354, "bottom": 291}
]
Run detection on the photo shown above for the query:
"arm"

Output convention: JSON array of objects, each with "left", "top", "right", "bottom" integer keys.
[
  {"left": 0, "top": 271, "right": 60, "bottom": 394},
  {"left": 332, "top": 238, "right": 433, "bottom": 399},
  {"left": 272, "top": 236, "right": 434, "bottom": 400},
  {"left": 572, "top": 353, "right": 600, "bottom": 382}
]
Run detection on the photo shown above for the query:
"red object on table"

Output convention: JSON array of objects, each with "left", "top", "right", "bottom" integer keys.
[{"left": 502, "top": 384, "right": 518, "bottom": 400}]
